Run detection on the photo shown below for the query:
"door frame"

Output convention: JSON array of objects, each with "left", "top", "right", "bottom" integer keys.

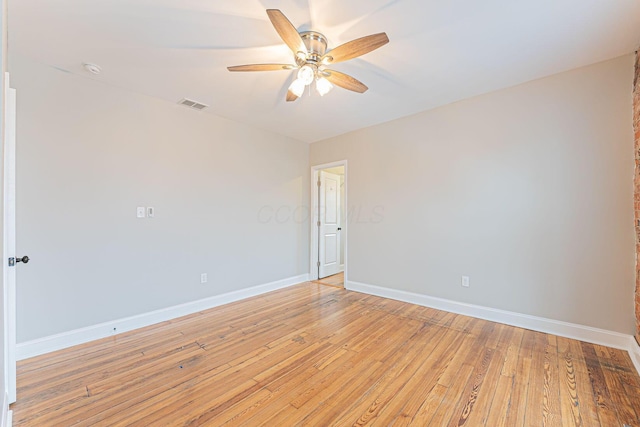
[
  {"left": 2, "top": 72, "right": 16, "bottom": 404},
  {"left": 309, "top": 160, "right": 347, "bottom": 282},
  {"left": 318, "top": 170, "right": 341, "bottom": 279}
]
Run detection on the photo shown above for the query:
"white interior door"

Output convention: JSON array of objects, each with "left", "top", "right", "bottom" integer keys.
[
  {"left": 318, "top": 171, "right": 341, "bottom": 279},
  {"left": 3, "top": 72, "right": 17, "bottom": 404}
]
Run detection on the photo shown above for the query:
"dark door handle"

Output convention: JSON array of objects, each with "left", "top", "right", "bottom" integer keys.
[
  {"left": 337, "top": 228, "right": 342, "bottom": 231},
  {"left": 16, "top": 256, "right": 29, "bottom": 264}
]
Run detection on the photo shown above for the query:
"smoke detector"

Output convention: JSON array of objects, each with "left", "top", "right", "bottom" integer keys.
[{"left": 82, "top": 63, "right": 102, "bottom": 75}]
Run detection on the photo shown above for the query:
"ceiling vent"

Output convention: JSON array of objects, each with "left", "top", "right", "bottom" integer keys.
[{"left": 178, "top": 98, "right": 208, "bottom": 111}]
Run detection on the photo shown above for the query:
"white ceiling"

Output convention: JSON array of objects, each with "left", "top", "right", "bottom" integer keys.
[{"left": 8, "top": 0, "right": 640, "bottom": 143}]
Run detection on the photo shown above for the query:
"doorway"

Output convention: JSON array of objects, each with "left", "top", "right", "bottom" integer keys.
[{"left": 310, "top": 161, "right": 346, "bottom": 287}]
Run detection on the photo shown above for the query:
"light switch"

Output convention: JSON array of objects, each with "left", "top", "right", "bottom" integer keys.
[
  {"left": 137, "top": 207, "right": 145, "bottom": 218},
  {"left": 147, "top": 207, "right": 154, "bottom": 218}
]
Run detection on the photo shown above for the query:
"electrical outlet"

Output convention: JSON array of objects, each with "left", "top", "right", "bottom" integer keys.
[
  {"left": 136, "top": 207, "right": 145, "bottom": 218},
  {"left": 201, "top": 273, "right": 208, "bottom": 284},
  {"left": 461, "top": 276, "right": 470, "bottom": 288}
]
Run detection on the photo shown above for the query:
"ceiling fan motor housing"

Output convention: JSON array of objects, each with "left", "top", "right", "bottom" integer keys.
[{"left": 300, "top": 31, "right": 327, "bottom": 64}]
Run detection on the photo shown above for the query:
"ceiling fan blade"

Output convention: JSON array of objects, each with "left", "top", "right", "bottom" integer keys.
[
  {"left": 322, "top": 33, "right": 389, "bottom": 64},
  {"left": 323, "top": 70, "right": 368, "bottom": 93},
  {"left": 227, "top": 64, "right": 295, "bottom": 72},
  {"left": 286, "top": 90, "right": 299, "bottom": 102},
  {"left": 266, "top": 9, "right": 307, "bottom": 55}
]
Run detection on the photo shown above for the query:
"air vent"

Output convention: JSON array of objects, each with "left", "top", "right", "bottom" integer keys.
[{"left": 178, "top": 98, "right": 208, "bottom": 111}]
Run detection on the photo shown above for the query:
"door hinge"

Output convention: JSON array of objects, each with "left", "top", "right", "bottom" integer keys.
[
  {"left": 317, "top": 261, "right": 320, "bottom": 267},
  {"left": 8, "top": 257, "right": 15, "bottom": 267},
  {"left": 317, "top": 221, "right": 321, "bottom": 227},
  {"left": 317, "top": 180, "right": 321, "bottom": 187}
]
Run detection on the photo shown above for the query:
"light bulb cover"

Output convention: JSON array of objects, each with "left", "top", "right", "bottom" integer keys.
[
  {"left": 297, "top": 65, "right": 315, "bottom": 85},
  {"left": 289, "top": 78, "right": 306, "bottom": 97},
  {"left": 316, "top": 77, "right": 333, "bottom": 96}
]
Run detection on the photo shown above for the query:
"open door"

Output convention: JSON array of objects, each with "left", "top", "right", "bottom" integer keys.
[
  {"left": 318, "top": 170, "right": 341, "bottom": 279},
  {"left": 3, "top": 72, "right": 16, "bottom": 404}
]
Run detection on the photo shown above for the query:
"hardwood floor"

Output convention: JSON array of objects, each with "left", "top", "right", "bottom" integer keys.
[
  {"left": 11, "top": 282, "right": 640, "bottom": 426},
  {"left": 313, "top": 272, "right": 344, "bottom": 288}
]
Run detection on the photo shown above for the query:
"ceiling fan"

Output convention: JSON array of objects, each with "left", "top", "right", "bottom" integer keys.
[{"left": 227, "top": 9, "right": 389, "bottom": 102}]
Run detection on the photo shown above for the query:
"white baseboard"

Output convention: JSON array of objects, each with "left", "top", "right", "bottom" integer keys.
[
  {"left": 629, "top": 339, "right": 640, "bottom": 376},
  {"left": 17, "top": 274, "right": 309, "bottom": 361},
  {"left": 0, "top": 392, "right": 10, "bottom": 427},
  {"left": 346, "top": 280, "right": 640, "bottom": 375}
]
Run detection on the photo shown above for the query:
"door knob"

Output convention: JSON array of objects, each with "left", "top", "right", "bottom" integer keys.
[
  {"left": 337, "top": 228, "right": 342, "bottom": 231},
  {"left": 16, "top": 256, "right": 29, "bottom": 264}
]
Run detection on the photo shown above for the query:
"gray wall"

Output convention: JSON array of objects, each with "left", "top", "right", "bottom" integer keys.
[
  {"left": 311, "top": 54, "right": 636, "bottom": 334},
  {"left": 10, "top": 51, "right": 636, "bottom": 343},
  {"left": 11, "top": 55, "right": 310, "bottom": 342}
]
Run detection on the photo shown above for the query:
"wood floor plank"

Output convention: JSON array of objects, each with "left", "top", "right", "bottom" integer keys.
[
  {"left": 623, "top": 384, "right": 640, "bottom": 423},
  {"left": 10, "top": 282, "right": 640, "bottom": 426},
  {"left": 370, "top": 317, "right": 476, "bottom": 424},
  {"left": 447, "top": 346, "right": 497, "bottom": 427},
  {"left": 430, "top": 319, "right": 483, "bottom": 389},
  {"left": 484, "top": 373, "right": 514, "bottom": 427},
  {"left": 287, "top": 323, "right": 429, "bottom": 425},
  {"left": 500, "top": 327, "right": 524, "bottom": 377},
  {"left": 67, "top": 329, "right": 322, "bottom": 425},
  {"left": 236, "top": 350, "right": 360, "bottom": 425},
  {"left": 269, "top": 360, "right": 387, "bottom": 426},
  {"left": 405, "top": 383, "right": 448, "bottom": 426},
  {"left": 542, "top": 334, "right": 563, "bottom": 426},
  {"left": 524, "top": 331, "right": 550, "bottom": 426},
  {"left": 581, "top": 341, "right": 622, "bottom": 426},
  {"left": 424, "top": 363, "right": 476, "bottom": 426},
  {"left": 331, "top": 322, "right": 462, "bottom": 425},
  {"left": 557, "top": 336, "right": 584, "bottom": 427},
  {"left": 567, "top": 338, "right": 601, "bottom": 427},
  {"left": 600, "top": 362, "right": 640, "bottom": 424},
  {"left": 503, "top": 329, "right": 535, "bottom": 426},
  {"left": 313, "top": 271, "right": 344, "bottom": 287}
]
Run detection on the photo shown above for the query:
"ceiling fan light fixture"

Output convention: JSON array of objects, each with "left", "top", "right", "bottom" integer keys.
[
  {"left": 295, "top": 51, "right": 307, "bottom": 62},
  {"left": 297, "top": 65, "right": 315, "bottom": 85},
  {"left": 289, "top": 78, "right": 306, "bottom": 97},
  {"left": 227, "top": 9, "right": 389, "bottom": 102},
  {"left": 316, "top": 77, "right": 333, "bottom": 96}
]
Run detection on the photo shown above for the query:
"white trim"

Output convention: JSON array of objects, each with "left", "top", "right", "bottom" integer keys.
[
  {"left": 346, "top": 280, "right": 640, "bottom": 375},
  {"left": 309, "top": 160, "right": 348, "bottom": 282},
  {"left": 629, "top": 339, "right": 640, "bottom": 376},
  {"left": 0, "top": 392, "right": 10, "bottom": 427},
  {"left": 2, "top": 73, "right": 16, "bottom": 404},
  {"left": 17, "top": 274, "right": 309, "bottom": 360}
]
